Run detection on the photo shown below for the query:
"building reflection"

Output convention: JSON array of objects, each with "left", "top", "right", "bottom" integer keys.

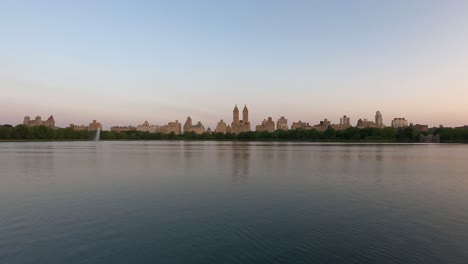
[{"left": 231, "top": 142, "right": 250, "bottom": 183}]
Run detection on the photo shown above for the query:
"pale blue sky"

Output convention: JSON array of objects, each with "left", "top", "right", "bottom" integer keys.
[{"left": 1, "top": 0, "right": 468, "bottom": 129}]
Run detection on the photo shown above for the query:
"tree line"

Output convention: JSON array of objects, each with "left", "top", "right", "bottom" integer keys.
[{"left": 1, "top": 124, "right": 468, "bottom": 142}]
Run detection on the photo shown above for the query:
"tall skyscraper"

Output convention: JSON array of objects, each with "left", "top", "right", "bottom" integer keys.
[
  {"left": 375, "top": 111, "right": 383, "bottom": 127},
  {"left": 233, "top": 105, "right": 239, "bottom": 123},
  {"left": 243, "top": 105, "right": 249, "bottom": 122}
]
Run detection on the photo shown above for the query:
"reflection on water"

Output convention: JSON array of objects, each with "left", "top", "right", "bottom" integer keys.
[
  {"left": 1, "top": 142, "right": 468, "bottom": 264},
  {"left": 232, "top": 143, "right": 250, "bottom": 183}
]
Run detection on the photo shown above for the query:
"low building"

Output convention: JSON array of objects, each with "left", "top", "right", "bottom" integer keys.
[
  {"left": 277, "top": 116, "right": 288, "bottom": 131},
  {"left": 137, "top": 121, "right": 160, "bottom": 133},
  {"left": 256, "top": 117, "right": 275, "bottom": 132},
  {"left": 23, "top": 115, "right": 55, "bottom": 128}
]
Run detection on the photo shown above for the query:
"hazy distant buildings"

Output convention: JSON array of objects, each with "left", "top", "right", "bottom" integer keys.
[
  {"left": 215, "top": 119, "right": 227, "bottom": 134},
  {"left": 276, "top": 116, "right": 288, "bottom": 131},
  {"left": 23, "top": 115, "right": 55, "bottom": 128},
  {"left": 391, "top": 118, "right": 409, "bottom": 128},
  {"left": 256, "top": 117, "right": 275, "bottom": 132},
  {"left": 183, "top": 117, "right": 205, "bottom": 134},
  {"left": 231, "top": 105, "right": 251, "bottom": 134},
  {"left": 137, "top": 121, "right": 160, "bottom": 133}
]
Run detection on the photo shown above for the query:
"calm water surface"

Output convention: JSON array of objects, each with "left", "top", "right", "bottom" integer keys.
[{"left": 1, "top": 141, "right": 468, "bottom": 264}]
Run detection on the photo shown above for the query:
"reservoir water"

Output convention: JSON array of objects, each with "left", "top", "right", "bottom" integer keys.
[{"left": 1, "top": 141, "right": 467, "bottom": 264}]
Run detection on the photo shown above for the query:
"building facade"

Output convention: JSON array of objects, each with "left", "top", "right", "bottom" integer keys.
[
  {"left": 391, "top": 118, "right": 409, "bottom": 128},
  {"left": 277, "top": 116, "right": 288, "bottom": 131}
]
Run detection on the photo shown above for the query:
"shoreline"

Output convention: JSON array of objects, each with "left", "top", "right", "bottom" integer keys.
[{"left": 0, "top": 139, "right": 466, "bottom": 144}]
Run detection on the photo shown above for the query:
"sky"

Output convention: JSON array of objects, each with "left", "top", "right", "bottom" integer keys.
[{"left": 1, "top": 0, "right": 468, "bottom": 129}]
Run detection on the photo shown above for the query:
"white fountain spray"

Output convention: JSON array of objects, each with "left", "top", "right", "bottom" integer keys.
[{"left": 94, "top": 128, "right": 100, "bottom": 141}]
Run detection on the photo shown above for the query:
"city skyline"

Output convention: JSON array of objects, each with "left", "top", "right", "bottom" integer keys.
[
  {"left": 13, "top": 106, "right": 448, "bottom": 132},
  {"left": 1, "top": 1, "right": 468, "bottom": 127}
]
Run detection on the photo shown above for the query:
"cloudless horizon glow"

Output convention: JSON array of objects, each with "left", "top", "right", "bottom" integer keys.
[{"left": 1, "top": 0, "right": 468, "bottom": 129}]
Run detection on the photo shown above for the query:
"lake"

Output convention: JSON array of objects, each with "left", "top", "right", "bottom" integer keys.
[{"left": 1, "top": 141, "right": 467, "bottom": 264}]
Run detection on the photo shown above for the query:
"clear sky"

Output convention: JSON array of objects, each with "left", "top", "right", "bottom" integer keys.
[{"left": 1, "top": 0, "right": 468, "bottom": 129}]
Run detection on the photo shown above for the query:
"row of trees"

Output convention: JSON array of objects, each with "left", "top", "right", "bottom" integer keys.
[{"left": 2, "top": 124, "right": 467, "bottom": 142}]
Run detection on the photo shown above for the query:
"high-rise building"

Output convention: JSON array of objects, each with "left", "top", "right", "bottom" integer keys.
[
  {"left": 231, "top": 105, "right": 251, "bottom": 134},
  {"left": 277, "top": 116, "right": 288, "bottom": 131},
  {"left": 233, "top": 105, "right": 239, "bottom": 123},
  {"left": 375, "top": 111, "right": 383, "bottom": 127}
]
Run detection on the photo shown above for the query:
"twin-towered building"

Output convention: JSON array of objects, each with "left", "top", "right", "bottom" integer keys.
[{"left": 231, "top": 105, "right": 251, "bottom": 134}]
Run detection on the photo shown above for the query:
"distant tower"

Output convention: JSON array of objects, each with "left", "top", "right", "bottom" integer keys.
[
  {"left": 243, "top": 105, "right": 249, "bottom": 122},
  {"left": 375, "top": 111, "right": 383, "bottom": 127},
  {"left": 233, "top": 105, "right": 239, "bottom": 123}
]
